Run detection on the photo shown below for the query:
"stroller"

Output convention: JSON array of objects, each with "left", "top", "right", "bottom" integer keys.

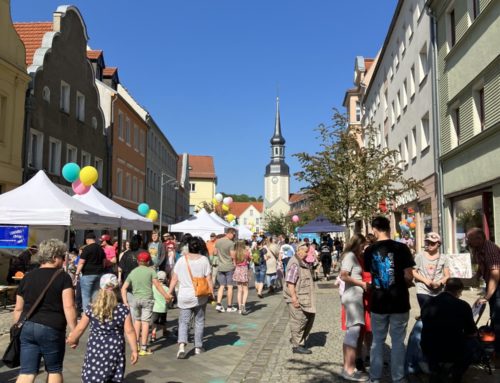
[{"left": 474, "top": 302, "right": 496, "bottom": 375}]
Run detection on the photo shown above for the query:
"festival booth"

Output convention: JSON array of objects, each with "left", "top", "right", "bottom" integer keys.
[
  {"left": 236, "top": 224, "right": 253, "bottom": 240},
  {"left": 209, "top": 212, "right": 231, "bottom": 228},
  {"left": 169, "top": 209, "right": 226, "bottom": 240},
  {"left": 73, "top": 186, "right": 152, "bottom": 231},
  {"left": 297, "top": 215, "right": 346, "bottom": 234}
]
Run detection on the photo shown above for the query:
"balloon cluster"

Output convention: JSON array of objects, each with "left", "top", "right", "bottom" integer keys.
[
  {"left": 137, "top": 203, "right": 158, "bottom": 222},
  {"left": 62, "top": 163, "right": 99, "bottom": 195},
  {"left": 212, "top": 193, "right": 236, "bottom": 223},
  {"left": 399, "top": 214, "right": 416, "bottom": 233},
  {"left": 292, "top": 215, "right": 300, "bottom": 223}
]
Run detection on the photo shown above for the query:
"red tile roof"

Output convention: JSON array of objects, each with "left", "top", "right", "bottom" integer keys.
[
  {"left": 103, "top": 67, "right": 118, "bottom": 77},
  {"left": 289, "top": 193, "right": 308, "bottom": 203},
  {"left": 87, "top": 50, "right": 102, "bottom": 60},
  {"left": 230, "top": 202, "right": 264, "bottom": 217},
  {"left": 188, "top": 155, "right": 216, "bottom": 179},
  {"left": 13, "top": 22, "right": 53, "bottom": 66}
]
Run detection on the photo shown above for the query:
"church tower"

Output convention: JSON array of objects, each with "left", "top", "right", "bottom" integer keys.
[{"left": 264, "top": 97, "right": 290, "bottom": 215}]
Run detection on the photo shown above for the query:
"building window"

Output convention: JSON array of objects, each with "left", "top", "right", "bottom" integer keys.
[
  {"left": 116, "top": 169, "right": 123, "bottom": 196},
  {"left": 397, "top": 144, "right": 403, "bottom": 169},
  {"left": 449, "top": 9, "right": 456, "bottom": 48},
  {"left": 66, "top": 144, "right": 77, "bottom": 163},
  {"left": 473, "top": 87, "right": 485, "bottom": 131},
  {"left": 471, "top": 0, "right": 480, "bottom": 20},
  {"left": 125, "top": 173, "right": 131, "bottom": 199},
  {"left": 125, "top": 117, "right": 131, "bottom": 145},
  {"left": 132, "top": 176, "right": 137, "bottom": 202},
  {"left": 402, "top": 80, "right": 408, "bottom": 109},
  {"left": 406, "top": 22, "right": 413, "bottom": 43},
  {"left": 133, "top": 124, "right": 139, "bottom": 151},
  {"left": 418, "top": 43, "right": 428, "bottom": 85},
  {"left": 76, "top": 92, "right": 85, "bottom": 122},
  {"left": 42, "top": 86, "right": 50, "bottom": 103},
  {"left": 391, "top": 101, "right": 395, "bottom": 127},
  {"left": 383, "top": 89, "right": 388, "bottom": 112},
  {"left": 28, "top": 129, "right": 43, "bottom": 169},
  {"left": 388, "top": 66, "right": 393, "bottom": 81},
  {"left": 384, "top": 134, "right": 389, "bottom": 149},
  {"left": 81, "top": 151, "right": 91, "bottom": 166},
  {"left": 355, "top": 101, "right": 361, "bottom": 122},
  {"left": 411, "top": 127, "right": 417, "bottom": 159},
  {"left": 139, "top": 130, "right": 145, "bottom": 154},
  {"left": 91, "top": 117, "right": 98, "bottom": 130},
  {"left": 118, "top": 111, "right": 124, "bottom": 140},
  {"left": 394, "top": 52, "right": 399, "bottom": 71},
  {"left": 451, "top": 106, "right": 461, "bottom": 147},
  {"left": 60, "top": 81, "right": 70, "bottom": 113},
  {"left": 190, "top": 183, "right": 196, "bottom": 192},
  {"left": 420, "top": 113, "right": 430, "bottom": 151},
  {"left": 138, "top": 179, "right": 144, "bottom": 202},
  {"left": 403, "top": 136, "right": 409, "bottom": 166},
  {"left": 400, "top": 39, "right": 406, "bottom": 58},
  {"left": 396, "top": 91, "right": 401, "bottom": 118},
  {"left": 94, "top": 157, "right": 103, "bottom": 188},
  {"left": 48, "top": 137, "right": 61, "bottom": 175},
  {"left": 410, "top": 65, "right": 416, "bottom": 98}
]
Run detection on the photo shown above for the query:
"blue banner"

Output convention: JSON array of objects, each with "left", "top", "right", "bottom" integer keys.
[{"left": 0, "top": 225, "right": 29, "bottom": 249}]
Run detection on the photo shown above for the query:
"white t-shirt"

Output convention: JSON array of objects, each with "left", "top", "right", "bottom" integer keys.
[{"left": 173, "top": 255, "right": 211, "bottom": 309}]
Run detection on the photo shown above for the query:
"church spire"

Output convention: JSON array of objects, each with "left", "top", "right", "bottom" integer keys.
[{"left": 270, "top": 96, "right": 285, "bottom": 145}]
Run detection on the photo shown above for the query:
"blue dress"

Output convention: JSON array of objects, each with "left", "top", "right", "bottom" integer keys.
[{"left": 82, "top": 303, "right": 129, "bottom": 383}]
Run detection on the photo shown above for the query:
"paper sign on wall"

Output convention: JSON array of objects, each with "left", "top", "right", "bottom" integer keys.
[{"left": 447, "top": 253, "right": 472, "bottom": 279}]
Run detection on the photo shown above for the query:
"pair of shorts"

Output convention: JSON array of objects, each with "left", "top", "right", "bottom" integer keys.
[
  {"left": 217, "top": 270, "right": 236, "bottom": 286},
  {"left": 254, "top": 266, "right": 266, "bottom": 283},
  {"left": 20, "top": 321, "right": 66, "bottom": 374},
  {"left": 132, "top": 298, "right": 154, "bottom": 321},
  {"left": 151, "top": 312, "right": 167, "bottom": 325}
]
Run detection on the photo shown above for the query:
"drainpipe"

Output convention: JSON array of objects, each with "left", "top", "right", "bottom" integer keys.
[{"left": 428, "top": 6, "right": 446, "bottom": 251}]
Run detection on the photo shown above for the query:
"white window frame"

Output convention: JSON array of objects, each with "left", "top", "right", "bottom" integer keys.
[
  {"left": 48, "top": 137, "right": 61, "bottom": 175},
  {"left": 403, "top": 136, "right": 409, "bottom": 166},
  {"left": 94, "top": 157, "right": 103, "bottom": 188},
  {"left": 60, "top": 81, "right": 70, "bottom": 114},
  {"left": 410, "top": 65, "right": 416, "bottom": 98},
  {"left": 117, "top": 110, "right": 124, "bottom": 141},
  {"left": 411, "top": 127, "right": 417, "bottom": 159},
  {"left": 139, "top": 130, "right": 145, "bottom": 155},
  {"left": 28, "top": 129, "right": 44, "bottom": 169},
  {"left": 418, "top": 43, "right": 428, "bottom": 85},
  {"left": 81, "top": 151, "right": 91, "bottom": 167},
  {"left": 125, "top": 173, "right": 131, "bottom": 199},
  {"left": 66, "top": 144, "right": 77, "bottom": 163},
  {"left": 42, "top": 86, "right": 50, "bottom": 103},
  {"left": 116, "top": 169, "right": 123, "bottom": 196},
  {"left": 402, "top": 80, "right": 408, "bottom": 109},
  {"left": 450, "top": 105, "right": 461, "bottom": 147},
  {"left": 125, "top": 117, "right": 131, "bottom": 145},
  {"left": 138, "top": 179, "right": 144, "bottom": 202},
  {"left": 420, "top": 113, "right": 430, "bottom": 151},
  {"left": 132, "top": 176, "right": 138, "bottom": 202},
  {"left": 396, "top": 91, "right": 401, "bottom": 118},
  {"left": 190, "top": 182, "right": 196, "bottom": 192},
  {"left": 76, "top": 91, "right": 85, "bottom": 122},
  {"left": 133, "top": 124, "right": 139, "bottom": 151}
]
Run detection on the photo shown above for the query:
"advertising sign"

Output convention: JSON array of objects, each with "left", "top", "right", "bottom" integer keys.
[
  {"left": 0, "top": 225, "right": 29, "bottom": 249},
  {"left": 447, "top": 253, "right": 473, "bottom": 279}
]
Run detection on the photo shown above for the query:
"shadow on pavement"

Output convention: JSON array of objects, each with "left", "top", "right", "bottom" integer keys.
[
  {"left": 124, "top": 368, "right": 150, "bottom": 382},
  {"left": 204, "top": 330, "right": 240, "bottom": 351},
  {"left": 307, "top": 331, "right": 328, "bottom": 348},
  {"left": 246, "top": 302, "right": 267, "bottom": 313},
  {"left": 284, "top": 358, "right": 344, "bottom": 383},
  {"left": 0, "top": 366, "right": 18, "bottom": 383}
]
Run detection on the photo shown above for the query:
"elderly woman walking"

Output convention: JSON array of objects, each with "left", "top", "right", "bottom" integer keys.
[
  {"left": 13, "top": 239, "right": 77, "bottom": 383},
  {"left": 169, "top": 237, "right": 213, "bottom": 358}
]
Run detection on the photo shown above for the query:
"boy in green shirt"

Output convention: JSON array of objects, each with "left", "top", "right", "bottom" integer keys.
[
  {"left": 121, "top": 252, "right": 171, "bottom": 355},
  {"left": 151, "top": 270, "right": 169, "bottom": 342}
]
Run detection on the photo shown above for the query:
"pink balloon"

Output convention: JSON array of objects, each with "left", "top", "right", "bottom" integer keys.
[
  {"left": 72, "top": 179, "right": 90, "bottom": 195},
  {"left": 292, "top": 215, "right": 300, "bottom": 223}
]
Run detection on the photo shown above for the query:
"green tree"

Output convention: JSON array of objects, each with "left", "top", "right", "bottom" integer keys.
[
  {"left": 294, "top": 110, "right": 423, "bottom": 230},
  {"left": 263, "top": 211, "right": 290, "bottom": 236}
]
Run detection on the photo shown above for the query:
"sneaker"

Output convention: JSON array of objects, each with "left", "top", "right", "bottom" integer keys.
[
  {"left": 176, "top": 344, "right": 186, "bottom": 359},
  {"left": 240, "top": 306, "right": 248, "bottom": 316},
  {"left": 341, "top": 368, "right": 368, "bottom": 382},
  {"left": 215, "top": 304, "right": 225, "bottom": 313},
  {"left": 226, "top": 305, "right": 238, "bottom": 313},
  {"left": 139, "top": 349, "right": 153, "bottom": 356},
  {"left": 194, "top": 347, "right": 205, "bottom": 355}
]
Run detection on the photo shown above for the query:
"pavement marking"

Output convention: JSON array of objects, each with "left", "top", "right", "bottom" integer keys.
[
  {"left": 232, "top": 339, "right": 246, "bottom": 346},
  {"left": 208, "top": 379, "right": 226, "bottom": 383},
  {"left": 229, "top": 324, "right": 238, "bottom": 330},
  {"left": 244, "top": 322, "right": 258, "bottom": 329}
]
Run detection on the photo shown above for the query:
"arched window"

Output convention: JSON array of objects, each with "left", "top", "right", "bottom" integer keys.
[{"left": 42, "top": 86, "right": 50, "bottom": 103}]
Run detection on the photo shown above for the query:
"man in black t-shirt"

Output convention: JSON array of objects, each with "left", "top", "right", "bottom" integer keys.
[
  {"left": 421, "top": 278, "right": 478, "bottom": 382},
  {"left": 364, "top": 216, "right": 415, "bottom": 383},
  {"left": 319, "top": 236, "right": 332, "bottom": 280},
  {"left": 75, "top": 232, "right": 105, "bottom": 310}
]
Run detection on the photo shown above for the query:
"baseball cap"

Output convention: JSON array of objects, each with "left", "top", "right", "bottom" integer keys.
[
  {"left": 425, "top": 232, "right": 441, "bottom": 243},
  {"left": 100, "top": 274, "right": 118, "bottom": 290},
  {"left": 210, "top": 233, "right": 216, "bottom": 238},
  {"left": 137, "top": 251, "right": 151, "bottom": 263},
  {"left": 157, "top": 271, "right": 167, "bottom": 281},
  {"left": 100, "top": 234, "right": 111, "bottom": 242}
]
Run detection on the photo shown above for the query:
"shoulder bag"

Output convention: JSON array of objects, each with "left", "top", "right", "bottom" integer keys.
[
  {"left": 185, "top": 256, "right": 211, "bottom": 297},
  {"left": 2, "top": 268, "right": 64, "bottom": 368}
]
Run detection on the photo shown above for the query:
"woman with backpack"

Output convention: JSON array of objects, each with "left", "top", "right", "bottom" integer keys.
[{"left": 253, "top": 239, "right": 267, "bottom": 298}]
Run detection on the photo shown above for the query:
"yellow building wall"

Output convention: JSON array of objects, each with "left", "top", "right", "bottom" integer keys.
[
  {"left": 190, "top": 178, "right": 216, "bottom": 209},
  {"left": 0, "top": 0, "right": 31, "bottom": 192}
]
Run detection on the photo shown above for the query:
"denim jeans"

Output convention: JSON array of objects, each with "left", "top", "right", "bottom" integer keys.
[
  {"left": 19, "top": 321, "right": 66, "bottom": 374},
  {"left": 80, "top": 274, "right": 101, "bottom": 311},
  {"left": 370, "top": 311, "right": 409, "bottom": 382},
  {"left": 178, "top": 304, "right": 206, "bottom": 348}
]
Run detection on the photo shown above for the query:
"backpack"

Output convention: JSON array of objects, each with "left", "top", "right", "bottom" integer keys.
[
  {"left": 320, "top": 244, "right": 331, "bottom": 258},
  {"left": 251, "top": 249, "right": 261, "bottom": 265}
]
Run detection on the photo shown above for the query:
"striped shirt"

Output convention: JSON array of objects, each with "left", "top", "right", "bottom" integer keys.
[{"left": 474, "top": 239, "right": 500, "bottom": 282}]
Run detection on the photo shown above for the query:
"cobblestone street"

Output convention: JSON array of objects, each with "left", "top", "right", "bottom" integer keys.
[{"left": 0, "top": 281, "right": 499, "bottom": 382}]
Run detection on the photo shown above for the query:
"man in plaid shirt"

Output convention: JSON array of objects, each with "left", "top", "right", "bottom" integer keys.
[{"left": 467, "top": 227, "right": 500, "bottom": 355}]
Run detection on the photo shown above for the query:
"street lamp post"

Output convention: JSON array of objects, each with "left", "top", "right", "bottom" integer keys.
[{"left": 159, "top": 172, "right": 179, "bottom": 235}]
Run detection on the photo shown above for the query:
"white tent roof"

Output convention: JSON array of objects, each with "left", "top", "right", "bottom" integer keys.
[
  {"left": 0, "top": 171, "right": 121, "bottom": 229},
  {"left": 169, "top": 208, "right": 226, "bottom": 240},
  {"left": 209, "top": 212, "right": 231, "bottom": 227},
  {"left": 73, "top": 186, "right": 152, "bottom": 230},
  {"left": 236, "top": 225, "right": 254, "bottom": 240}
]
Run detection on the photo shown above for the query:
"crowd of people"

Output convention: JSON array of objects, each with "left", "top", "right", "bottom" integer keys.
[{"left": 7, "top": 217, "right": 499, "bottom": 383}]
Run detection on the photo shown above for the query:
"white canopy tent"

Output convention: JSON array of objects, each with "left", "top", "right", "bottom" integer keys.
[
  {"left": 236, "top": 224, "right": 254, "bottom": 240},
  {"left": 209, "top": 212, "right": 231, "bottom": 228},
  {"left": 0, "top": 171, "right": 121, "bottom": 229},
  {"left": 73, "top": 186, "right": 152, "bottom": 230},
  {"left": 169, "top": 208, "right": 226, "bottom": 240}
]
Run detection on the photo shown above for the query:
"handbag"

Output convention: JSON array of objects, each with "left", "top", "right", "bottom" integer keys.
[
  {"left": 185, "top": 256, "right": 211, "bottom": 297},
  {"left": 2, "top": 268, "right": 64, "bottom": 368}
]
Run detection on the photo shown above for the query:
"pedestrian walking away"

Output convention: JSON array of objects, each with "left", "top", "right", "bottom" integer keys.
[
  {"left": 232, "top": 240, "right": 251, "bottom": 314},
  {"left": 67, "top": 274, "right": 138, "bottom": 383},
  {"left": 215, "top": 228, "right": 237, "bottom": 313}
]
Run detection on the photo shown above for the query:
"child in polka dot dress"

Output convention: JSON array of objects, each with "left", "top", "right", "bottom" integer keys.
[{"left": 67, "top": 274, "right": 138, "bottom": 382}]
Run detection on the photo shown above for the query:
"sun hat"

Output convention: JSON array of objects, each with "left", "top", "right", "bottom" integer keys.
[
  {"left": 157, "top": 271, "right": 167, "bottom": 281},
  {"left": 137, "top": 251, "right": 151, "bottom": 263},
  {"left": 100, "top": 274, "right": 118, "bottom": 290},
  {"left": 425, "top": 232, "right": 441, "bottom": 243}
]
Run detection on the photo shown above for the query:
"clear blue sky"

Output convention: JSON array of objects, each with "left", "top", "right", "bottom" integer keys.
[{"left": 12, "top": 0, "right": 397, "bottom": 198}]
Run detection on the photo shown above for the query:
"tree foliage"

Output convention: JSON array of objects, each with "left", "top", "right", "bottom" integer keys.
[
  {"left": 220, "top": 193, "right": 262, "bottom": 202},
  {"left": 294, "top": 110, "right": 423, "bottom": 229},
  {"left": 263, "top": 211, "right": 290, "bottom": 236}
]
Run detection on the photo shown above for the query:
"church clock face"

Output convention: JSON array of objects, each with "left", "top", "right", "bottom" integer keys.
[{"left": 272, "top": 176, "right": 278, "bottom": 184}]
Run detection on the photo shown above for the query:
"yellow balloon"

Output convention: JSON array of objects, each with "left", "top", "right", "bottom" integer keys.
[
  {"left": 212, "top": 198, "right": 218, "bottom": 205},
  {"left": 79, "top": 166, "right": 98, "bottom": 186},
  {"left": 222, "top": 204, "right": 229, "bottom": 211},
  {"left": 226, "top": 214, "right": 235, "bottom": 222},
  {"left": 146, "top": 209, "right": 158, "bottom": 221}
]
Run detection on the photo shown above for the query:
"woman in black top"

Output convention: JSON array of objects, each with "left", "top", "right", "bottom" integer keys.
[{"left": 13, "top": 239, "right": 77, "bottom": 383}]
